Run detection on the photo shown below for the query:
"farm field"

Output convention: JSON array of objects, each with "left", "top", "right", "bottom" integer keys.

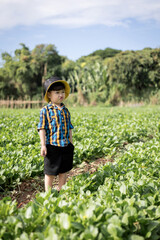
[{"left": 0, "top": 106, "right": 160, "bottom": 239}]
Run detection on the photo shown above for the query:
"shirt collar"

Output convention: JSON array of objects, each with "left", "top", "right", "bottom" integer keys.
[{"left": 48, "top": 102, "right": 65, "bottom": 110}]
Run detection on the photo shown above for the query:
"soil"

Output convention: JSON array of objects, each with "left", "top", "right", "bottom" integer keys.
[{"left": 0, "top": 158, "right": 113, "bottom": 208}]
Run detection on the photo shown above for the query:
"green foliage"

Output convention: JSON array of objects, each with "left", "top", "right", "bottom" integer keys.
[
  {"left": 66, "top": 62, "right": 108, "bottom": 105},
  {"left": 65, "top": 48, "right": 160, "bottom": 105},
  {"left": 0, "top": 106, "right": 160, "bottom": 185},
  {"left": 61, "top": 58, "right": 76, "bottom": 80},
  {"left": 77, "top": 48, "right": 121, "bottom": 62},
  {"left": 89, "top": 47, "right": 122, "bottom": 59},
  {"left": 0, "top": 43, "right": 63, "bottom": 100},
  {"left": 107, "top": 48, "right": 160, "bottom": 104},
  {"left": 0, "top": 106, "right": 160, "bottom": 239},
  {"left": 31, "top": 44, "right": 62, "bottom": 80},
  {"left": 0, "top": 110, "right": 42, "bottom": 188},
  {"left": 0, "top": 44, "right": 160, "bottom": 105}
]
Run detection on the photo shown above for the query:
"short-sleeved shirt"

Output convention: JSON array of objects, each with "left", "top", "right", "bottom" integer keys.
[{"left": 37, "top": 102, "right": 74, "bottom": 147}]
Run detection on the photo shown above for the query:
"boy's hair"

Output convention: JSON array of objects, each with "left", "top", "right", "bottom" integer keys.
[{"left": 48, "top": 82, "right": 65, "bottom": 92}]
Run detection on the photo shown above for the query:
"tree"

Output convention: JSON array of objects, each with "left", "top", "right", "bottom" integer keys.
[
  {"left": 107, "top": 48, "right": 160, "bottom": 102},
  {"left": 0, "top": 43, "right": 63, "bottom": 100},
  {"left": 67, "top": 61, "right": 109, "bottom": 104},
  {"left": 31, "top": 44, "right": 63, "bottom": 98},
  {"left": 89, "top": 47, "right": 121, "bottom": 59},
  {"left": 0, "top": 52, "right": 20, "bottom": 99}
]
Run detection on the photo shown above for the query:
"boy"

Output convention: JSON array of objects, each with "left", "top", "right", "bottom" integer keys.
[{"left": 37, "top": 76, "right": 74, "bottom": 192}]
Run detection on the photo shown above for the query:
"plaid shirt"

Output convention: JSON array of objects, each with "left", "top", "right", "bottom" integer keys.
[{"left": 38, "top": 102, "right": 74, "bottom": 147}]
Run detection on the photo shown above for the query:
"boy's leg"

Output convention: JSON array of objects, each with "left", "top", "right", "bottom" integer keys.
[
  {"left": 58, "top": 173, "right": 67, "bottom": 191},
  {"left": 45, "top": 174, "right": 54, "bottom": 192}
]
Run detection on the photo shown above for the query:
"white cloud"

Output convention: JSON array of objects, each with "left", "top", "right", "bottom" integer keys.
[{"left": 0, "top": 0, "right": 160, "bottom": 29}]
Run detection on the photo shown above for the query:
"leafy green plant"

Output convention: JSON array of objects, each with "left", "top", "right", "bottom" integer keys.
[{"left": 0, "top": 106, "right": 160, "bottom": 239}]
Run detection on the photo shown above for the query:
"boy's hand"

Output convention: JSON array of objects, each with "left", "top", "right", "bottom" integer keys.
[{"left": 41, "top": 145, "right": 47, "bottom": 157}]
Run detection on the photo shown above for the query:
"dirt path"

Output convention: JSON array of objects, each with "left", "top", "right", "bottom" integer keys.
[{"left": 0, "top": 158, "right": 112, "bottom": 208}]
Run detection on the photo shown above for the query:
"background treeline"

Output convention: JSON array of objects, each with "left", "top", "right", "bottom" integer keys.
[{"left": 0, "top": 43, "right": 160, "bottom": 106}]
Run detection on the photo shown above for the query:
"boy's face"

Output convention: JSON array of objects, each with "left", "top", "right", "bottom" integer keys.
[{"left": 48, "top": 89, "right": 65, "bottom": 106}]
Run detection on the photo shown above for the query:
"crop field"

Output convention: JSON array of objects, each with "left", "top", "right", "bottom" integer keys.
[{"left": 0, "top": 106, "right": 160, "bottom": 239}]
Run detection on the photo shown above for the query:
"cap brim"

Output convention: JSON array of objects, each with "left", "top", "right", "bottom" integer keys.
[{"left": 44, "top": 80, "right": 70, "bottom": 103}]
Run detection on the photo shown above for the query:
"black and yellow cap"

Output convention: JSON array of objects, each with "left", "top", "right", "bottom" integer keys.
[{"left": 44, "top": 76, "right": 70, "bottom": 103}]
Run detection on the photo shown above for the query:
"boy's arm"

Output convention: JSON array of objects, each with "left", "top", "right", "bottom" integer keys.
[
  {"left": 39, "top": 129, "right": 47, "bottom": 157},
  {"left": 69, "top": 129, "right": 73, "bottom": 144}
]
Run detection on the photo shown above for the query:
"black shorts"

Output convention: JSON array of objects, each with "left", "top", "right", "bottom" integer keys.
[{"left": 44, "top": 143, "right": 74, "bottom": 176}]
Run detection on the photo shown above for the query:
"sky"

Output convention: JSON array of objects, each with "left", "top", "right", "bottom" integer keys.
[{"left": 0, "top": 0, "right": 160, "bottom": 61}]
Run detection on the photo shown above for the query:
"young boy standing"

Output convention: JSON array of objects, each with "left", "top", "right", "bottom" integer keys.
[{"left": 38, "top": 76, "right": 74, "bottom": 192}]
